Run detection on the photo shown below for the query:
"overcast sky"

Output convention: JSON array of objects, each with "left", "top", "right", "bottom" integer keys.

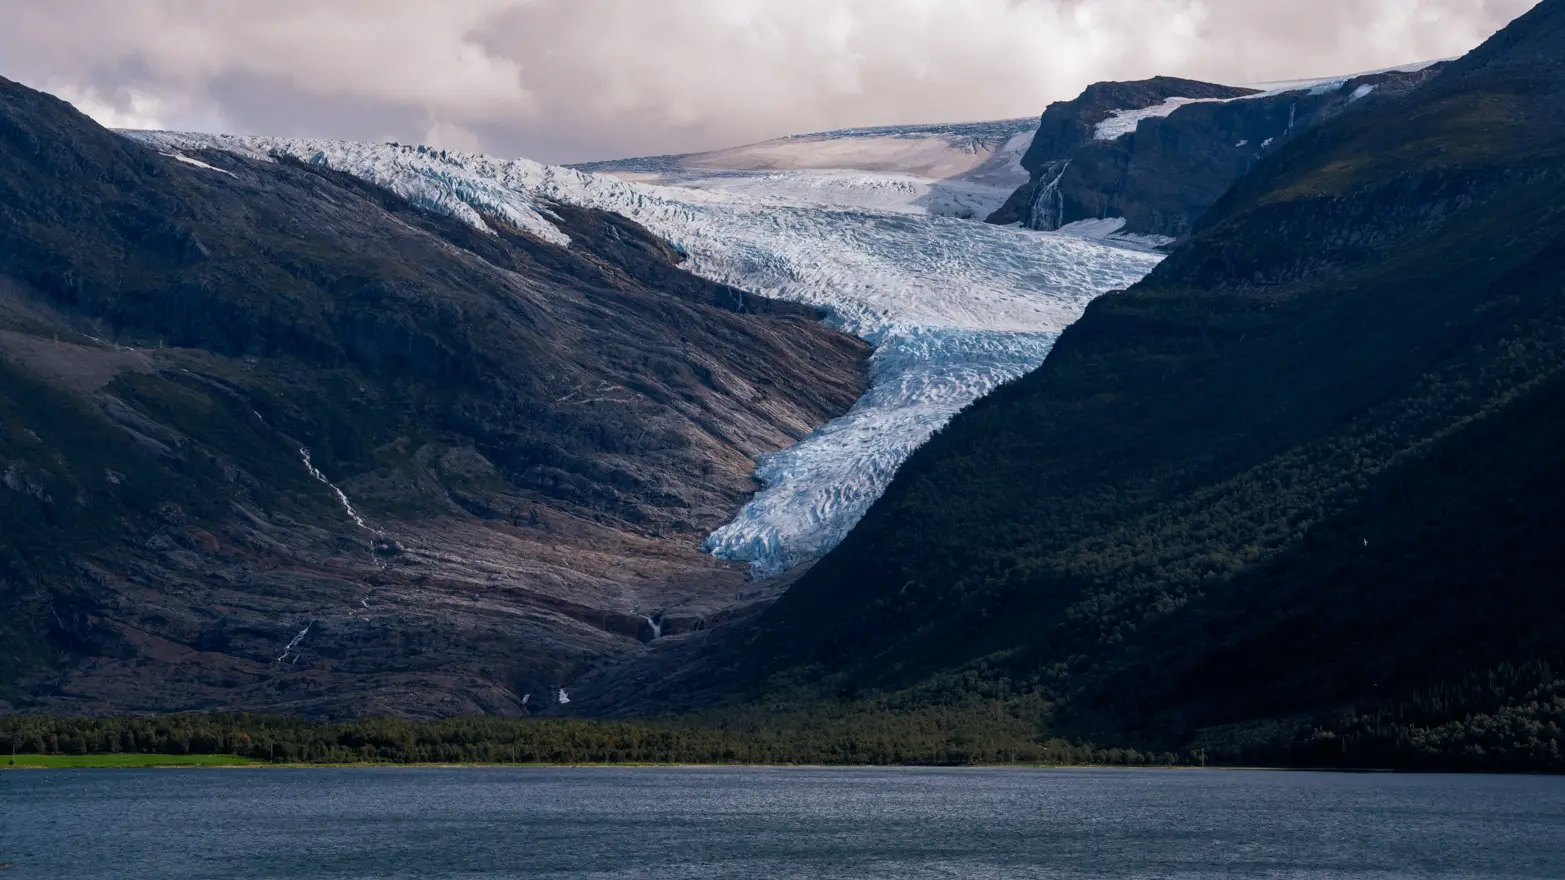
[{"left": 0, "top": 0, "right": 1536, "bottom": 164}]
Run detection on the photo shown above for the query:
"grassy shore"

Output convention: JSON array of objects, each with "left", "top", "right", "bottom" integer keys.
[{"left": 5, "top": 754, "right": 264, "bottom": 769}]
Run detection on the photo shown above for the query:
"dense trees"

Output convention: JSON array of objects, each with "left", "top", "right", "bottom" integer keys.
[{"left": 1, "top": 707, "right": 1175, "bottom": 768}]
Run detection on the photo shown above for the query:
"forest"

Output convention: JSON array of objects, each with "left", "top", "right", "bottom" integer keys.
[
  {"left": 8, "top": 667, "right": 1562, "bottom": 772},
  {"left": 2, "top": 704, "right": 1175, "bottom": 768}
]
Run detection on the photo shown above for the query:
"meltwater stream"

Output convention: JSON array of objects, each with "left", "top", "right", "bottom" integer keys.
[{"left": 129, "top": 131, "right": 1161, "bottom": 576}]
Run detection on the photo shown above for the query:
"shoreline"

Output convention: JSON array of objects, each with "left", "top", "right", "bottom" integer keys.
[{"left": 0, "top": 756, "right": 1471, "bottom": 774}]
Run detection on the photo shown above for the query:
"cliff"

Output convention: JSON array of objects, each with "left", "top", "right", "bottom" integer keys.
[{"left": 988, "top": 67, "right": 1444, "bottom": 241}]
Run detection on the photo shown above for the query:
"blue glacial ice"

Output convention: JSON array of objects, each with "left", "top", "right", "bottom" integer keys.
[{"left": 127, "top": 130, "right": 1163, "bottom": 577}]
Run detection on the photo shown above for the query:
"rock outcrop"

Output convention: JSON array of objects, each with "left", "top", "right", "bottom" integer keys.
[{"left": 988, "top": 67, "right": 1444, "bottom": 240}]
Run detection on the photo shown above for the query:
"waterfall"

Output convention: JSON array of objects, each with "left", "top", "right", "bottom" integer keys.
[
  {"left": 1026, "top": 161, "right": 1071, "bottom": 231},
  {"left": 299, "top": 446, "right": 394, "bottom": 576},
  {"left": 276, "top": 622, "right": 312, "bottom": 665},
  {"left": 299, "top": 448, "right": 378, "bottom": 535},
  {"left": 642, "top": 615, "right": 664, "bottom": 642}
]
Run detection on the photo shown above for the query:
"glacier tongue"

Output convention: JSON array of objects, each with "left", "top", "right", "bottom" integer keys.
[
  {"left": 126, "top": 130, "right": 1161, "bottom": 577},
  {"left": 705, "top": 328, "right": 1064, "bottom": 577}
]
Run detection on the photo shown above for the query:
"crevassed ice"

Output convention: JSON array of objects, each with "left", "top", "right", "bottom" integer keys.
[
  {"left": 127, "top": 131, "right": 1162, "bottom": 577},
  {"left": 705, "top": 328, "right": 1063, "bottom": 575}
]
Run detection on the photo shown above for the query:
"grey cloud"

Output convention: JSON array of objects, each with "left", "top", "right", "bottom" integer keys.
[{"left": 0, "top": 0, "right": 1538, "bottom": 164}]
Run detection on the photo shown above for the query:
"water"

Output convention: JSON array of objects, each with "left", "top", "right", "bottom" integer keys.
[{"left": 3, "top": 767, "right": 1562, "bottom": 878}]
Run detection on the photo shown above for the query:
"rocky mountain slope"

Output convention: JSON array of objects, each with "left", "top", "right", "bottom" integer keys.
[
  {"left": 726, "top": 0, "right": 1565, "bottom": 767},
  {"left": 0, "top": 75, "right": 870, "bottom": 717},
  {"left": 987, "top": 65, "right": 1445, "bottom": 241}
]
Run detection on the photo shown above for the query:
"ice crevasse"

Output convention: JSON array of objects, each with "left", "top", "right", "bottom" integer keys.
[{"left": 130, "top": 132, "right": 1164, "bottom": 578}]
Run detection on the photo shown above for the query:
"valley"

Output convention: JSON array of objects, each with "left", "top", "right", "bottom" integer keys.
[
  {"left": 135, "top": 129, "right": 1162, "bottom": 580},
  {"left": 2, "top": 0, "right": 1562, "bottom": 778},
  {"left": 1, "top": 70, "right": 1158, "bottom": 717}
]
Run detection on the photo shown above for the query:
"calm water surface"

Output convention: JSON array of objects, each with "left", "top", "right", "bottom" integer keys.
[{"left": 3, "top": 767, "right": 1562, "bottom": 879}]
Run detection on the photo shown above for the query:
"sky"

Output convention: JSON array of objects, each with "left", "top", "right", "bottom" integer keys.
[{"left": 0, "top": 0, "right": 1536, "bottom": 164}]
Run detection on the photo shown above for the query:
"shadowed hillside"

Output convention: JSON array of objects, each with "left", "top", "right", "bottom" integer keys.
[
  {"left": 731, "top": 0, "right": 1565, "bottom": 769},
  {"left": 0, "top": 75, "right": 868, "bottom": 717}
]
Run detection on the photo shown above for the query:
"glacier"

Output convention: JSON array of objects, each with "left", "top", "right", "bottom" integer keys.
[
  {"left": 129, "top": 129, "right": 1161, "bottom": 578},
  {"left": 577, "top": 118, "right": 1037, "bottom": 221}
]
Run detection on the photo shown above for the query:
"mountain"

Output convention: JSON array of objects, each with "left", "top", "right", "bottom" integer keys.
[
  {"left": 986, "top": 64, "right": 1445, "bottom": 242},
  {"left": 731, "top": 0, "right": 1565, "bottom": 769},
  {"left": 129, "top": 131, "right": 1160, "bottom": 585},
  {"left": 0, "top": 75, "right": 1163, "bottom": 718},
  {"left": 0, "top": 74, "right": 871, "bottom": 717}
]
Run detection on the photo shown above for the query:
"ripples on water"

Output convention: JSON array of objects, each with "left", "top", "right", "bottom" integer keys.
[{"left": 4, "top": 767, "right": 1563, "bottom": 879}]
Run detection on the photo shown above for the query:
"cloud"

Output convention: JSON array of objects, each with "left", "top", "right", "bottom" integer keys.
[
  {"left": 0, "top": 0, "right": 1538, "bottom": 163},
  {"left": 44, "top": 84, "right": 170, "bottom": 131}
]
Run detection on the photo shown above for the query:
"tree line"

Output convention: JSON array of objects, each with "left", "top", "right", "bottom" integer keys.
[{"left": 0, "top": 708, "right": 1176, "bottom": 767}]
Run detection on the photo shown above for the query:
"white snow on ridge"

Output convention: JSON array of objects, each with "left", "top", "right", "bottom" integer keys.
[
  {"left": 1242, "top": 58, "right": 1447, "bottom": 98},
  {"left": 1090, "top": 59, "right": 1444, "bottom": 143},
  {"left": 1093, "top": 97, "right": 1226, "bottom": 141},
  {"left": 140, "top": 133, "right": 581, "bottom": 246},
  {"left": 125, "top": 130, "right": 1159, "bottom": 577},
  {"left": 160, "top": 151, "right": 237, "bottom": 177}
]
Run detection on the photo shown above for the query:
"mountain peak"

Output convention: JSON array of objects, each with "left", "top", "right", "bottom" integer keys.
[{"left": 1446, "top": 0, "right": 1565, "bottom": 75}]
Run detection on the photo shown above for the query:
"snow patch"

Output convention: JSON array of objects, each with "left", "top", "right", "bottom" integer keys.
[
  {"left": 1094, "top": 97, "right": 1227, "bottom": 141},
  {"left": 1242, "top": 59, "right": 1446, "bottom": 100},
  {"left": 1055, "top": 218, "right": 1176, "bottom": 250},
  {"left": 161, "top": 151, "right": 236, "bottom": 177},
  {"left": 137, "top": 132, "right": 575, "bottom": 246}
]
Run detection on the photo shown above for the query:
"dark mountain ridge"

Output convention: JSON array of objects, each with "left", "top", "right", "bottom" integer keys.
[
  {"left": 987, "top": 65, "right": 1445, "bottom": 240},
  {"left": 726, "top": 0, "right": 1565, "bottom": 769},
  {"left": 0, "top": 75, "right": 868, "bottom": 717}
]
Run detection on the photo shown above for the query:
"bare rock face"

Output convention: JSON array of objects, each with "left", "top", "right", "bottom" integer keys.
[
  {"left": 987, "top": 68, "right": 1443, "bottom": 239},
  {"left": 0, "top": 75, "right": 868, "bottom": 718},
  {"left": 986, "top": 77, "right": 1256, "bottom": 228}
]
